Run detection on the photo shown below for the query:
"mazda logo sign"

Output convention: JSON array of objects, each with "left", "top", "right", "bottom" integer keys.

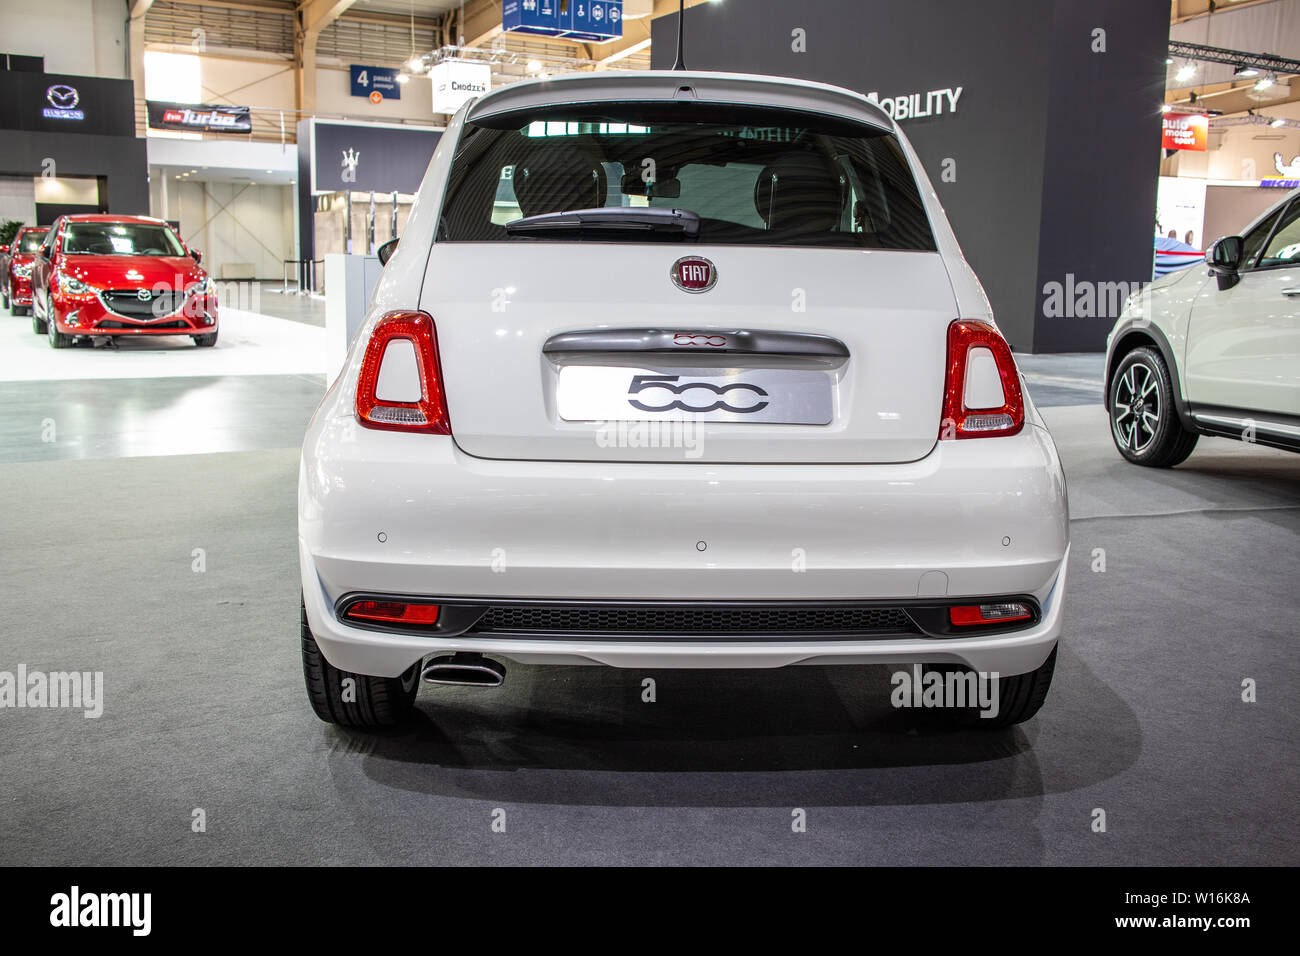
[
  {"left": 137, "top": 289, "right": 152, "bottom": 301},
  {"left": 46, "top": 85, "right": 79, "bottom": 108},
  {"left": 670, "top": 256, "right": 717, "bottom": 293}
]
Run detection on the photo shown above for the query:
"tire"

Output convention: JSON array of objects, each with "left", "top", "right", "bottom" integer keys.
[
  {"left": 46, "top": 296, "right": 70, "bottom": 349},
  {"left": 1, "top": 283, "right": 9, "bottom": 310},
  {"left": 31, "top": 309, "right": 46, "bottom": 334},
  {"left": 924, "top": 645, "right": 1058, "bottom": 729},
  {"left": 300, "top": 598, "right": 419, "bottom": 728},
  {"left": 1109, "top": 347, "right": 1198, "bottom": 467},
  {"left": 14, "top": 305, "right": 28, "bottom": 317},
  {"left": 193, "top": 330, "right": 218, "bottom": 347}
]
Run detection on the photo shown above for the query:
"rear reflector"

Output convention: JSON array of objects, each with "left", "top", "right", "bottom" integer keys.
[
  {"left": 355, "top": 310, "right": 451, "bottom": 434},
  {"left": 343, "top": 600, "right": 440, "bottom": 626},
  {"left": 940, "top": 320, "right": 1025, "bottom": 439},
  {"left": 949, "top": 602, "right": 1032, "bottom": 627}
]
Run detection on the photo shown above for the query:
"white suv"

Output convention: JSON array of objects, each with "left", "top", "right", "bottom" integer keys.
[
  {"left": 298, "top": 72, "right": 1070, "bottom": 729},
  {"left": 1106, "top": 188, "right": 1300, "bottom": 465}
]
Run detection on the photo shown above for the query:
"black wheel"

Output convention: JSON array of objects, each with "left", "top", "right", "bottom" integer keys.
[
  {"left": 14, "top": 305, "right": 28, "bottom": 316},
  {"left": 924, "top": 645, "right": 1057, "bottom": 729},
  {"left": 1109, "top": 347, "right": 1197, "bottom": 467},
  {"left": 46, "top": 296, "right": 70, "bottom": 348},
  {"left": 193, "top": 330, "right": 218, "bottom": 347},
  {"left": 31, "top": 309, "right": 47, "bottom": 334},
  {"left": 300, "top": 598, "right": 419, "bottom": 728}
]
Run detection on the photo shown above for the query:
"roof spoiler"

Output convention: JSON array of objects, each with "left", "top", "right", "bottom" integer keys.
[{"left": 465, "top": 72, "right": 893, "bottom": 133}]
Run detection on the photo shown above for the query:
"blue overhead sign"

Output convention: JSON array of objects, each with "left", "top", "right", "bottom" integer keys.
[
  {"left": 503, "top": 0, "right": 623, "bottom": 43},
  {"left": 349, "top": 65, "right": 402, "bottom": 101}
]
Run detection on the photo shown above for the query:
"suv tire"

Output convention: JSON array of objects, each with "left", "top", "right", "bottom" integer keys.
[{"left": 1109, "top": 346, "right": 1198, "bottom": 467}]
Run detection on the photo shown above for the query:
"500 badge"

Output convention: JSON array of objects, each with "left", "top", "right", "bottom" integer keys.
[{"left": 627, "top": 375, "right": 769, "bottom": 414}]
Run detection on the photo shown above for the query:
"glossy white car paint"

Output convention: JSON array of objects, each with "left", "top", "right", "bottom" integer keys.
[{"left": 299, "top": 71, "right": 1070, "bottom": 679}]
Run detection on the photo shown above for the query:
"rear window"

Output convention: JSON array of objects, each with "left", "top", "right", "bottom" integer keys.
[{"left": 439, "top": 107, "right": 936, "bottom": 250}]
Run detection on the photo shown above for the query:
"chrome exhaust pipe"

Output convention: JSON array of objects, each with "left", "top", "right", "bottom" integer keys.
[{"left": 421, "top": 653, "right": 506, "bottom": 687}]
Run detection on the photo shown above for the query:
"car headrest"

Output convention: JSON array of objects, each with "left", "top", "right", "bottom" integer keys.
[
  {"left": 753, "top": 153, "right": 844, "bottom": 232},
  {"left": 512, "top": 148, "right": 607, "bottom": 218},
  {"left": 621, "top": 172, "right": 681, "bottom": 199}
]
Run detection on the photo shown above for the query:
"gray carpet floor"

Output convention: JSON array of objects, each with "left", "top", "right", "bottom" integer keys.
[{"left": 0, "top": 402, "right": 1296, "bottom": 865}]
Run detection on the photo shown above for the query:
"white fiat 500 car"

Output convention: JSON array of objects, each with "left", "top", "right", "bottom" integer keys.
[
  {"left": 1106, "top": 188, "right": 1300, "bottom": 465},
  {"left": 298, "top": 72, "right": 1070, "bottom": 729}
]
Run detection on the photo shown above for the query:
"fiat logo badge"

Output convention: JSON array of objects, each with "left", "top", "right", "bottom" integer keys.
[{"left": 670, "top": 256, "right": 717, "bottom": 294}]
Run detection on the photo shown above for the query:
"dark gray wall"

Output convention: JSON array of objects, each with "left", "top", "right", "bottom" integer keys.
[
  {"left": 0, "top": 72, "right": 148, "bottom": 219},
  {"left": 1032, "top": 0, "right": 1169, "bottom": 351},
  {"left": 0, "top": 131, "right": 148, "bottom": 218},
  {"left": 653, "top": 0, "right": 1168, "bottom": 352}
]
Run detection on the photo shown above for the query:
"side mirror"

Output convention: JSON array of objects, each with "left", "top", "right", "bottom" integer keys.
[
  {"left": 1207, "top": 235, "right": 1243, "bottom": 290},
  {"left": 189, "top": 249, "right": 202, "bottom": 264},
  {"left": 377, "top": 237, "right": 398, "bottom": 266}
]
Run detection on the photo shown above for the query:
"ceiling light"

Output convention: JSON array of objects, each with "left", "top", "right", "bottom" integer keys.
[
  {"left": 526, "top": 59, "right": 543, "bottom": 73},
  {"left": 1255, "top": 74, "right": 1276, "bottom": 91},
  {"left": 1175, "top": 61, "right": 1197, "bottom": 83},
  {"left": 1234, "top": 64, "right": 1260, "bottom": 78},
  {"left": 395, "top": 73, "right": 409, "bottom": 83},
  {"left": 1271, "top": 117, "right": 1287, "bottom": 128},
  {"left": 1161, "top": 103, "right": 1172, "bottom": 113},
  {"left": 407, "top": 56, "right": 425, "bottom": 73},
  {"left": 1165, "top": 57, "right": 1174, "bottom": 66}
]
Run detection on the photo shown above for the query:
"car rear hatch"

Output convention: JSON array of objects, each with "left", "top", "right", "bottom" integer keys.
[{"left": 421, "top": 80, "right": 956, "bottom": 465}]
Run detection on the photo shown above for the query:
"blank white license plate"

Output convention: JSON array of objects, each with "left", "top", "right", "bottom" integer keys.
[{"left": 557, "top": 366, "right": 833, "bottom": 424}]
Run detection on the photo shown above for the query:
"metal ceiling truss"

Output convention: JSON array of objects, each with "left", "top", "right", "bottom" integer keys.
[{"left": 1168, "top": 40, "right": 1300, "bottom": 77}]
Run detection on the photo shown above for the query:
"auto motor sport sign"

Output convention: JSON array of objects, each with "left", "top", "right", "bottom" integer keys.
[{"left": 146, "top": 101, "right": 252, "bottom": 133}]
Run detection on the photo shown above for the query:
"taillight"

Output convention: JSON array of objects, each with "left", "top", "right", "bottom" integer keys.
[
  {"left": 949, "top": 603, "right": 1033, "bottom": 627},
  {"left": 940, "top": 320, "right": 1024, "bottom": 439},
  {"left": 355, "top": 310, "right": 450, "bottom": 434},
  {"left": 343, "top": 599, "right": 440, "bottom": 626}
]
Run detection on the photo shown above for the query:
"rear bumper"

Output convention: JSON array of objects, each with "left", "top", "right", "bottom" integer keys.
[{"left": 299, "top": 419, "right": 1069, "bottom": 677}]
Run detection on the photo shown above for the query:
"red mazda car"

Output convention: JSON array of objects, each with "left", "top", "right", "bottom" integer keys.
[
  {"left": 30, "top": 214, "right": 218, "bottom": 348},
  {"left": 2, "top": 225, "right": 50, "bottom": 316}
]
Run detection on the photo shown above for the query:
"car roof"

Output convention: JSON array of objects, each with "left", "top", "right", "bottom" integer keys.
[
  {"left": 57, "top": 214, "right": 169, "bottom": 225},
  {"left": 466, "top": 70, "right": 893, "bottom": 133}
]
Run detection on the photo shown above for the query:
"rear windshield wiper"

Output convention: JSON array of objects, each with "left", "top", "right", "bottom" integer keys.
[{"left": 505, "top": 206, "right": 700, "bottom": 239}]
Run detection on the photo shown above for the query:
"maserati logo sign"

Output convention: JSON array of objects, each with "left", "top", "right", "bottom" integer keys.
[
  {"left": 670, "top": 256, "right": 717, "bottom": 293},
  {"left": 341, "top": 147, "right": 360, "bottom": 183},
  {"left": 43, "top": 84, "right": 84, "bottom": 120}
]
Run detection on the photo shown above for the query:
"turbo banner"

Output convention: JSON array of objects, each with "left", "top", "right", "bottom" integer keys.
[{"left": 147, "top": 101, "right": 252, "bottom": 134}]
